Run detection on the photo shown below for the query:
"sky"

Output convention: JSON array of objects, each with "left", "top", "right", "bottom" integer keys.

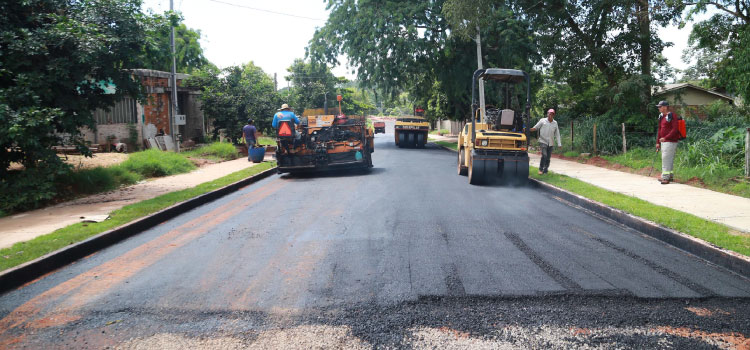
[{"left": 142, "top": 0, "right": 710, "bottom": 83}]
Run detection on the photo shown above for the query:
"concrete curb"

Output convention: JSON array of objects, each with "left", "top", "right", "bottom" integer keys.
[
  {"left": 432, "top": 142, "right": 750, "bottom": 278},
  {"left": 0, "top": 166, "right": 278, "bottom": 294},
  {"left": 529, "top": 179, "right": 750, "bottom": 278}
]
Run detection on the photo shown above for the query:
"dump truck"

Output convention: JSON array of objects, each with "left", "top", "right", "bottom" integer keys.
[
  {"left": 373, "top": 121, "right": 386, "bottom": 134},
  {"left": 394, "top": 107, "right": 429, "bottom": 148},
  {"left": 275, "top": 110, "right": 374, "bottom": 174},
  {"left": 456, "top": 68, "right": 531, "bottom": 185}
]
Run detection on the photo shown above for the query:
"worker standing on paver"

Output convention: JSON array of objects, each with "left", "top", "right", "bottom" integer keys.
[
  {"left": 530, "top": 109, "right": 562, "bottom": 175},
  {"left": 242, "top": 118, "right": 258, "bottom": 162},
  {"left": 656, "top": 100, "right": 681, "bottom": 184}
]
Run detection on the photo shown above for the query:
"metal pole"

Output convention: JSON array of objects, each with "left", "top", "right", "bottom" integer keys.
[
  {"left": 571, "top": 121, "right": 574, "bottom": 148},
  {"left": 475, "top": 28, "right": 486, "bottom": 123},
  {"left": 745, "top": 127, "right": 749, "bottom": 178},
  {"left": 170, "top": 0, "right": 180, "bottom": 152},
  {"left": 622, "top": 123, "right": 627, "bottom": 154}
]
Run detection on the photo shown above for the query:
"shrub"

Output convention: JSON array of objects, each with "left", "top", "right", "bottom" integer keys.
[
  {"left": 61, "top": 166, "right": 141, "bottom": 195},
  {"left": 187, "top": 142, "right": 239, "bottom": 161},
  {"left": 0, "top": 164, "right": 67, "bottom": 214},
  {"left": 120, "top": 149, "right": 196, "bottom": 177}
]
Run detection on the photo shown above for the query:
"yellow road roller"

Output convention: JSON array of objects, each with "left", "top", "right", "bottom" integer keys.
[
  {"left": 457, "top": 68, "right": 531, "bottom": 185},
  {"left": 394, "top": 107, "right": 429, "bottom": 148}
]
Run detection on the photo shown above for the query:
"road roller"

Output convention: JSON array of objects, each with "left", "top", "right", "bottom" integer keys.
[
  {"left": 457, "top": 68, "right": 531, "bottom": 185},
  {"left": 394, "top": 107, "right": 429, "bottom": 148}
]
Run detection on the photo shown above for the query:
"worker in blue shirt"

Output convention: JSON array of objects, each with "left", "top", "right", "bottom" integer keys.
[{"left": 272, "top": 103, "right": 300, "bottom": 129}]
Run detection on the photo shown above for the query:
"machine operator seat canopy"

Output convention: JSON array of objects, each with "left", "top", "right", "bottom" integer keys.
[{"left": 479, "top": 68, "right": 527, "bottom": 83}]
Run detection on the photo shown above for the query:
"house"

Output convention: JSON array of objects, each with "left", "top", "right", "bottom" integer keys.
[
  {"left": 80, "top": 69, "right": 205, "bottom": 150},
  {"left": 652, "top": 83, "right": 735, "bottom": 119}
]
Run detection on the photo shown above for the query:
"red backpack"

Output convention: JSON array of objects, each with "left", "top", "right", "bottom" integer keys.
[{"left": 661, "top": 112, "right": 687, "bottom": 140}]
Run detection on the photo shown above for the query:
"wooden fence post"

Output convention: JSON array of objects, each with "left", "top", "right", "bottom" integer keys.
[
  {"left": 745, "top": 127, "right": 750, "bottom": 178},
  {"left": 571, "top": 121, "right": 574, "bottom": 149},
  {"left": 593, "top": 123, "right": 597, "bottom": 155},
  {"left": 622, "top": 123, "right": 627, "bottom": 154}
]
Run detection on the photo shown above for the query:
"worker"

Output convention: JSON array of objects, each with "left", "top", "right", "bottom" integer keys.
[
  {"left": 271, "top": 103, "right": 300, "bottom": 130},
  {"left": 272, "top": 104, "right": 300, "bottom": 153},
  {"left": 530, "top": 108, "right": 562, "bottom": 175}
]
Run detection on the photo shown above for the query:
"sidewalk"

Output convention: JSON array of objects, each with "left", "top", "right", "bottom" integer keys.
[
  {"left": 529, "top": 153, "right": 750, "bottom": 233},
  {"left": 0, "top": 157, "right": 269, "bottom": 249},
  {"left": 427, "top": 135, "right": 750, "bottom": 233}
]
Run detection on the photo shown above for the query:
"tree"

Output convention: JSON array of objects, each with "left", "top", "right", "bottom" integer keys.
[
  {"left": 683, "top": 0, "right": 750, "bottom": 102},
  {"left": 188, "top": 62, "right": 279, "bottom": 142},
  {"left": 285, "top": 59, "right": 342, "bottom": 112},
  {"left": 139, "top": 12, "right": 212, "bottom": 74},
  {"left": 1, "top": 0, "right": 151, "bottom": 211},
  {"left": 309, "top": 0, "right": 540, "bottom": 121}
]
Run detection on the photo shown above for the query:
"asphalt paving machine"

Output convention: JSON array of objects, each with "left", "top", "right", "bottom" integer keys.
[
  {"left": 394, "top": 107, "right": 429, "bottom": 148},
  {"left": 275, "top": 110, "right": 374, "bottom": 174},
  {"left": 457, "top": 68, "right": 531, "bottom": 185}
]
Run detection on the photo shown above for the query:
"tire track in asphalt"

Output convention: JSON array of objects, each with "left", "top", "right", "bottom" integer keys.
[
  {"left": 566, "top": 223, "right": 717, "bottom": 297},
  {"left": 502, "top": 231, "right": 584, "bottom": 292}
]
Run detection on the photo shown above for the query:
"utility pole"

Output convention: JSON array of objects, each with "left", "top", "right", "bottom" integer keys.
[
  {"left": 170, "top": 0, "right": 180, "bottom": 152},
  {"left": 274, "top": 73, "right": 278, "bottom": 91},
  {"left": 475, "top": 27, "right": 486, "bottom": 123}
]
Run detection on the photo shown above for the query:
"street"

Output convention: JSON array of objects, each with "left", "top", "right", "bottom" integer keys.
[{"left": 1, "top": 124, "right": 750, "bottom": 349}]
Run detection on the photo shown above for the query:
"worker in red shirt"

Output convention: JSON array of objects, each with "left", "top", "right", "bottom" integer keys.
[{"left": 655, "top": 101, "right": 681, "bottom": 184}]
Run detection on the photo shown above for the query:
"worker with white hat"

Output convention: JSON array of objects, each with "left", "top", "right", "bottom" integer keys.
[{"left": 272, "top": 103, "right": 300, "bottom": 130}]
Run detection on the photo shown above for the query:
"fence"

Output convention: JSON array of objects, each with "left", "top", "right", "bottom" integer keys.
[
  {"left": 92, "top": 96, "right": 137, "bottom": 125},
  {"left": 553, "top": 115, "right": 750, "bottom": 177}
]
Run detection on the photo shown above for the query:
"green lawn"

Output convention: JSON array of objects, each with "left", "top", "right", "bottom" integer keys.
[
  {"left": 0, "top": 161, "right": 276, "bottom": 272},
  {"left": 434, "top": 140, "right": 458, "bottom": 150}
]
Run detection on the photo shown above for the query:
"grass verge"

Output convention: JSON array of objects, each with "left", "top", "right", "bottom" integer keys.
[
  {"left": 183, "top": 142, "right": 239, "bottom": 161},
  {"left": 120, "top": 149, "right": 196, "bottom": 177},
  {"left": 434, "top": 140, "right": 458, "bottom": 150},
  {"left": 529, "top": 166, "right": 750, "bottom": 257},
  {"left": 0, "top": 161, "right": 276, "bottom": 272}
]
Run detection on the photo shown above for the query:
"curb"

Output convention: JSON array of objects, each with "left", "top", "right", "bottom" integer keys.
[
  {"left": 432, "top": 142, "right": 750, "bottom": 278},
  {"left": 0, "top": 166, "right": 278, "bottom": 294},
  {"left": 529, "top": 179, "right": 750, "bottom": 278}
]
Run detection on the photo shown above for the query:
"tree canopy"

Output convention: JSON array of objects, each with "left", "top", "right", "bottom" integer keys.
[
  {"left": 187, "top": 62, "right": 279, "bottom": 142},
  {"left": 139, "top": 12, "right": 212, "bottom": 74}
]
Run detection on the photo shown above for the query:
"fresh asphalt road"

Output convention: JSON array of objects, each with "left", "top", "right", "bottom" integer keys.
[{"left": 1, "top": 121, "right": 750, "bottom": 349}]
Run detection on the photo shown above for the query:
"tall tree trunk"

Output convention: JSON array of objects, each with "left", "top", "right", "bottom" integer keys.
[{"left": 638, "top": 0, "right": 651, "bottom": 116}]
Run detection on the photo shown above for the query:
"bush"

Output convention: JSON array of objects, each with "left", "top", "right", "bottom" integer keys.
[
  {"left": 187, "top": 142, "right": 239, "bottom": 161},
  {"left": 120, "top": 149, "right": 196, "bottom": 177},
  {"left": 61, "top": 166, "right": 141, "bottom": 195},
  {"left": 0, "top": 164, "right": 67, "bottom": 214}
]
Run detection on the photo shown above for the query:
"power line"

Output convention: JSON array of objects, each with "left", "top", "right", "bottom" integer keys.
[{"left": 204, "top": 0, "right": 326, "bottom": 21}]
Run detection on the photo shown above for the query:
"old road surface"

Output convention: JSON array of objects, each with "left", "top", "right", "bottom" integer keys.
[{"left": 2, "top": 124, "right": 750, "bottom": 349}]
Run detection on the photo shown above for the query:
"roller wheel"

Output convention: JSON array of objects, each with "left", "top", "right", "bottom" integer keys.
[
  {"left": 468, "top": 155, "right": 484, "bottom": 185},
  {"left": 398, "top": 132, "right": 405, "bottom": 148},
  {"left": 457, "top": 148, "right": 468, "bottom": 176},
  {"left": 516, "top": 159, "right": 529, "bottom": 185},
  {"left": 406, "top": 132, "right": 414, "bottom": 147},
  {"left": 417, "top": 133, "right": 426, "bottom": 148}
]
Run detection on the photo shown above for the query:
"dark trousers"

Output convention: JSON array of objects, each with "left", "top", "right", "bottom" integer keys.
[{"left": 540, "top": 143, "right": 553, "bottom": 173}]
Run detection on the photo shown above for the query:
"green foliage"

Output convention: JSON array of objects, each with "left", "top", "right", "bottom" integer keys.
[
  {"left": 286, "top": 59, "right": 342, "bottom": 112},
  {"left": 684, "top": 1, "right": 750, "bottom": 103},
  {"left": 188, "top": 63, "right": 279, "bottom": 143},
  {"left": 0, "top": 0, "right": 152, "bottom": 214},
  {"left": 120, "top": 149, "right": 196, "bottom": 177},
  {"left": 309, "top": 0, "right": 540, "bottom": 121},
  {"left": 139, "top": 14, "right": 212, "bottom": 74},
  {"left": 184, "top": 142, "right": 239, "bottom": 161},
  {"left": 62, "top": 166, "right": 141, "bottom": 195},
  {"left": 0, "top": 163, "right": 69, "bottom": 214}
]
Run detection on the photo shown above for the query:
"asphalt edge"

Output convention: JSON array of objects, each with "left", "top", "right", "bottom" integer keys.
[
  {"left": 431, "top": 142, "right": 750, "bottom": 278},
  {"left": 0, "top": 165, "right": 278, "bottom": 294}
]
